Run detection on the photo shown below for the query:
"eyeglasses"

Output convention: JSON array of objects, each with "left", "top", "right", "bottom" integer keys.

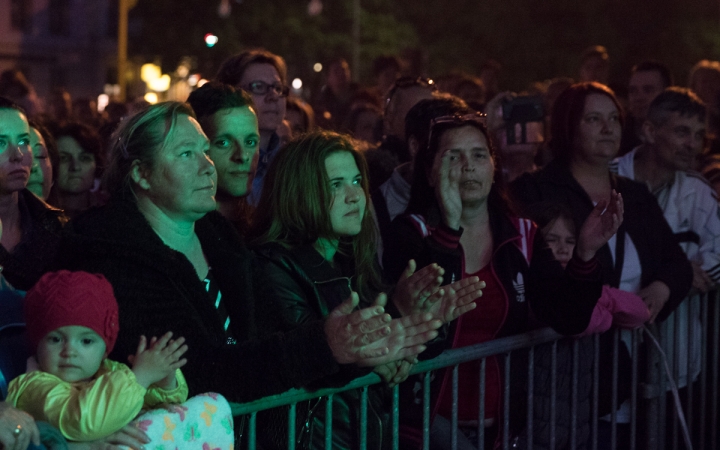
[
  {"left": 427, "top": 112, "right": 488, "bottom": 149},
  {"left": 385, "top": 76, "right": 437, "bottom": 106},
  {"left": 244, "top": 80, "right": 290, "bottom": 97}
]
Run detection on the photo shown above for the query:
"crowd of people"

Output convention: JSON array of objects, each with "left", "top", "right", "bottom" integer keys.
[{"left": 0, "top": 43, "right": 717, "bottom": 450}]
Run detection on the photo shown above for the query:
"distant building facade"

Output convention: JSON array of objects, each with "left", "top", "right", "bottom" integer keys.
[{"left": 0, "top": 0, "right": 116, "bottom": 105}]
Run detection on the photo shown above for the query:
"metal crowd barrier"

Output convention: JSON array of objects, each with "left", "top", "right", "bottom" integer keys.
[{"left": 230, "top": 288, "right": 720, "bottom": 450}]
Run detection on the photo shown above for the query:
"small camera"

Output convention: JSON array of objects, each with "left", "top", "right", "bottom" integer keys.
[{"left": 502, "top": 96, "right": 544, "bottom": 145}]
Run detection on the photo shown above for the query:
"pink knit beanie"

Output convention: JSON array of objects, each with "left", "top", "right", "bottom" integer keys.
[{"left": 24, "top": 270, "right": 120, "bottom": 354}]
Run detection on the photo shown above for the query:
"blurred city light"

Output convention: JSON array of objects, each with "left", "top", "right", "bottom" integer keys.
[
  {"left": 148, "top": 74, "right": 171, "bottom": 92},
  {"left": 292, "top": 78, "right": 303, "bottom": 89},
  {"left": 176, "top": 65, "right": 190, "bottom": 78},
  {"left": 313, "top": 63, "right": 323, "bottom": 72},
  {"left": 97, "top": 94, "right": 109, "bottom": 112},
  {"left": 141, "top": 63, "right": 161, "bottom": 83},
  {"left": 308, "top": 0, "right": 323, "bottom": 16},
  {"left": 204, "top": 33, "right": 219, "bottom": 47},
  {"left": 104, "top": 84, "right": 120, "bottom": 96},
  {"left": 144, "top": 92, "right": 159, "bottom": 104},
  {"left": 218, "top": 0, "right": 231, "bottom": 18},
  {"left": 198, "top": 79, "right": 209, "bottom": 87},
  {"left": 188, "top": 74, "right": 201, "bottom": 87}
]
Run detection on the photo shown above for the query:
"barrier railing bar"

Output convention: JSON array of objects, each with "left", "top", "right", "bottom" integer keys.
[
  {"left": 699, "top": 293, "right": 708, "bottom": 450},
  {"left": 551, "top": 340, "right": 557, "bottom": 450},
  {"left": 672, "top": 310, "right": 680, "bottom": 450},
  {"left": 503, "top": 352, "right": 511, "bottom": 450},
  {"left": 360, "top": 387, "right": 368, "bottom": 450},
  {"left": 630, "top": 328, "right": 638, "bottom": 450},
  {"left": 687, "top": 296, "right": 696, "bottom": 444},
  {"left": 611, "top": 328, "right": 618, "bottom": 450},
  {"left": 527, "top": 346, "right": 534, "bottom": 450},
  {"left": 571, "top": 339, "right": 579, "bottom": 450},
  {"left": 592, "top": 333, "right": 599, "bottom": 450},
  {"left": 478, "top": 357, "right": 486, "bottom": 450},
  {"left": 248, "top": 412, "right": 257, "bottom": 450},
  {"left": 659, "top": 323, "right": 667, "bottom": 450},
  {"left": 288, "top": 403, "right": 296, "bottom": 450},
  {"left": 325, "top": 393, "right": 333, "bottom": 450},
  {"left": 229, "top": 288, "right": 720, "bottom": 450},
  {"left": 392, "top": 386, "right": 399, "bottom": 450},
  {"left": 423, "top": 370, "right": 431, "bottom": 450},
  {"left": 452, "top": 364, "right": 459, "bottom": 450},
  {"left": 230, "top": 328, "right": 562, "bottom": 416},
  {"left": 644, "top": 324, "right": 658, "bottom": 450},
  {"left": 711, "top": 290, "right": 719, "bottom": 449}
]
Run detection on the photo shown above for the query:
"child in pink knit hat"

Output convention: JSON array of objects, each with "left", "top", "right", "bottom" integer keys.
[{"left": 6, "top": 271, "right": 234, "bottom": 448}]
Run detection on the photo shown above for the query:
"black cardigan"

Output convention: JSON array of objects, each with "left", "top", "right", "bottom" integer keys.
[
  {"left": 510, "top": 159, "right": 693, "bottom": 322},
  {"left": 53, "top": 199, "right": 340, "bottom": 403}
]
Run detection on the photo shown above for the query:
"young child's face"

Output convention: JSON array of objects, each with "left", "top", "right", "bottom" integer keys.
[
  {"left": 542, "top": 218, "right": 576, "bottom": 268},
  {"left": 37, "top": 325, "right": 107, "bottom": 383}
]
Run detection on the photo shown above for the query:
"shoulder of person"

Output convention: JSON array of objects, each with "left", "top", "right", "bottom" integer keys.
[
  {"left": 396, "top": 213, "right": 433, "bottom": 238},
  {"left": 614, "top": 174, "right": 652, "bottom": 197},
  {"left": 196, "top": 210, "right": 244, "bottom": 244},
  {"left": 65, "top": 199, "right": 138, "bottom": 236},
  {"left": 683, "top": 170, "right": 716, "bottom": 193},
  {"left": 21, "top": 189, "right": 67, "bottom": 231},
  {"left": 252, "top": 242, "right": 299, "bottom": 271}
]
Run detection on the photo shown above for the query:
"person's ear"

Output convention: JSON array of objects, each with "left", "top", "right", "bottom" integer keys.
[
  {"left": 130, "top": 160, "right": 151, "bottom": 191},
  {"left": 642, "top": 120, "right": 657, "bottom": 144}
]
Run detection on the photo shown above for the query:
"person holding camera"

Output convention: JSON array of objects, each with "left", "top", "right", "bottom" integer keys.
[{"left": 485, "top": 92, "right": 546, "bottom": 182}]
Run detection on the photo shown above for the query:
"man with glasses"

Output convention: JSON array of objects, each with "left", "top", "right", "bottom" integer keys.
[{"left": 216, "top": 49, "right": 289, "bottom": 204}]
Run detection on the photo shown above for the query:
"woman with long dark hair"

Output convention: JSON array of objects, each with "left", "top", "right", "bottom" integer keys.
[
  {"left": 249, "top": 130, "right": 480, "bottom": 449},
  {"left": 383, "top": 112, "right": 620, "bottom": 448}
]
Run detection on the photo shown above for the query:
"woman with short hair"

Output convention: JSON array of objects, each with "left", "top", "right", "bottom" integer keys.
[
  {"left": 54, "top": 103, "right": 441, "bottom": 447},
  {"left": 54, "top": 122, "right": 106, "bottom": 218}
]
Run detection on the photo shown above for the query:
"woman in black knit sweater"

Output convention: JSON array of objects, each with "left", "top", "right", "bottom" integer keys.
[{"left": 54, "top": 102, "right": 441, "bottom": 448}]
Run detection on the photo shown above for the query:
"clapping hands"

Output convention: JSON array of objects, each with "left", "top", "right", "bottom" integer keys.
[
  {"left": 129, "top": 332, "right": 188, "bottom": 390},
  {"left": 324, "top": 291, "right": 442, "bottom": 367},
  {"left": 576, "top": 190, "right": 624, "bottom": 262},
  {"left": 393, "top": 260, "right": 484, "bottom": 324}
]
